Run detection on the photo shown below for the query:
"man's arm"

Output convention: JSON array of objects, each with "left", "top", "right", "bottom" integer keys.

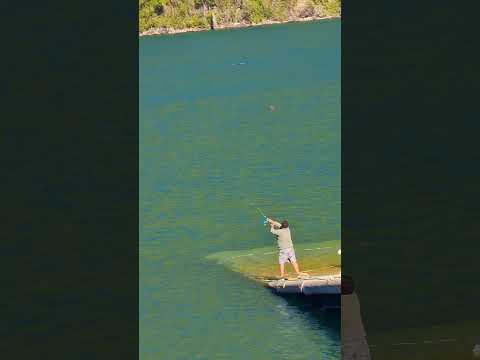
[
  {"left": 270, "top": 223, "right": 279, "bottom": 234},
  {"left": 267, "top": 218, "right": 281, "bottom": 227}
]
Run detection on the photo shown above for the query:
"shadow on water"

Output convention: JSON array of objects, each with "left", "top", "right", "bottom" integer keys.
[{"left": 272, "top": 292, "right": 340, "bottom": 333}]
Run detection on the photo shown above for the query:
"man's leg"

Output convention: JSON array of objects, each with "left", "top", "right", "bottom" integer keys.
[
  {"left": 291, "top": 261, "right": 308, "bottom": 276},
  {"left": 287, "top": 248, "right": 308, "bottom": 276},
  {"left": 279, "top": 263, "right": 285, "bottom": 278},
  {"left": 279, "top": 250, "right": 287, "bottom": 278}
]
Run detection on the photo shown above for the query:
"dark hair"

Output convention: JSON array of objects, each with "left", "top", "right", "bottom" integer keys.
[{"left": 280, "top": 220, "right": 289, "bottom": 229}]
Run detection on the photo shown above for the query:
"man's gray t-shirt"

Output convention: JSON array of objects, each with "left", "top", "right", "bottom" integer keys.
[{"left": 271, "top": 227, "right": 293, "bottom": 250}]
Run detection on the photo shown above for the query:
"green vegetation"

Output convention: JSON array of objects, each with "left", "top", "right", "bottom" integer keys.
[{"left": 139, "top": 0, "right": 340, "bottom": 33}]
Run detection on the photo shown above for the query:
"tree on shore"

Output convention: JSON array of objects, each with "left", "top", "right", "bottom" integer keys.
[{"left": 139, "top": 0, "right": 340, "bottom": 32}]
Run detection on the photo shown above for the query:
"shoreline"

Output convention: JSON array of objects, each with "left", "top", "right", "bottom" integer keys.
[{"left": 139, "top": 15, "right": 340, "bottom": 37}]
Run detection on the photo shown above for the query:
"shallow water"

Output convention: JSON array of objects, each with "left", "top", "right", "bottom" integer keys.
[
  {"left": 207, "top": 240, "right": 341, "bottom": 280},
  {"left": 140, "top": 19, "right": 340, "bottom": 359}
]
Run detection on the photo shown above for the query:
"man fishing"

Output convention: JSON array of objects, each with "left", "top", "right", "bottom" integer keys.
[{"left": 266, "top": 217, "right": 308, "bottom": 279}]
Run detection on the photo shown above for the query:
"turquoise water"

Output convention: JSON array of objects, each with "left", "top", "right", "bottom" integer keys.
[{"left": 140, "top": 19, "right": 341, "bottom": 360}]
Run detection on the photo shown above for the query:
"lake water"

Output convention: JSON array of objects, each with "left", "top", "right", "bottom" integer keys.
[{"left": 140, "top": 19, "right": 341, "bottom": 360}]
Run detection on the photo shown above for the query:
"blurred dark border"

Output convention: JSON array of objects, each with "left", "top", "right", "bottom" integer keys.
[
  {"left": 3, "top": 1, "right": 139, "bottom": 358},
  {"left": 342, "top": 1, "right": 479, "bottom": 359}
]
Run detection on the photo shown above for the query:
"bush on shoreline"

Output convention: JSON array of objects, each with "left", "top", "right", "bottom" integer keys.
[{"left": 139, "top": 0, "right": 340, "bottom": 32}]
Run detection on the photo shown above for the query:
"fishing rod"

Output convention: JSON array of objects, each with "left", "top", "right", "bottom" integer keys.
[
  {"left": 255, "top": 207, "right": 266, "bottom": 217},
  {"left": 252, "top": 205, "right": 269, "bottom": 225},
  {"left": 257, "top": 209, "right": 269, "bottom": 225}
]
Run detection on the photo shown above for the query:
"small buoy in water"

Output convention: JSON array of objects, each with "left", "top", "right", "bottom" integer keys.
[
  {"left": 473, "top": 344, "right": 480, "bottom": 357},
  {"left": 337, "top": 249, "right": 341, "bottom": 255},
  {"left": 269, "top": 105, "right": 275, "bottom": 112}
]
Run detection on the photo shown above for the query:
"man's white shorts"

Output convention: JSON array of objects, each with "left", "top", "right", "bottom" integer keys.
[{"left": 279, "top": 247, "right": 297, "bottom": 264}]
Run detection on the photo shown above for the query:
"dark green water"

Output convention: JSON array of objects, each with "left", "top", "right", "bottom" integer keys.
[{"left": 140, "top": 19, "right": 340, "bottom": 360}]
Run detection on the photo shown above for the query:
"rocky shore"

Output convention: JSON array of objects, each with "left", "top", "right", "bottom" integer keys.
[{"left": 140, "top": 15, "right": 339, "bottom": 37}]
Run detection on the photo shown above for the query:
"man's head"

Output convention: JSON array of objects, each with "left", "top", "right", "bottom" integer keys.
[{"left": 280, "top": 220, "right": 289, "bottom": 229}]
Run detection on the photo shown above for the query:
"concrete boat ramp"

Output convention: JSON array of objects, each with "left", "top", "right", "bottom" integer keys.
[{"left": 264, "top": 274, "right": 341, "bottom": 295}]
